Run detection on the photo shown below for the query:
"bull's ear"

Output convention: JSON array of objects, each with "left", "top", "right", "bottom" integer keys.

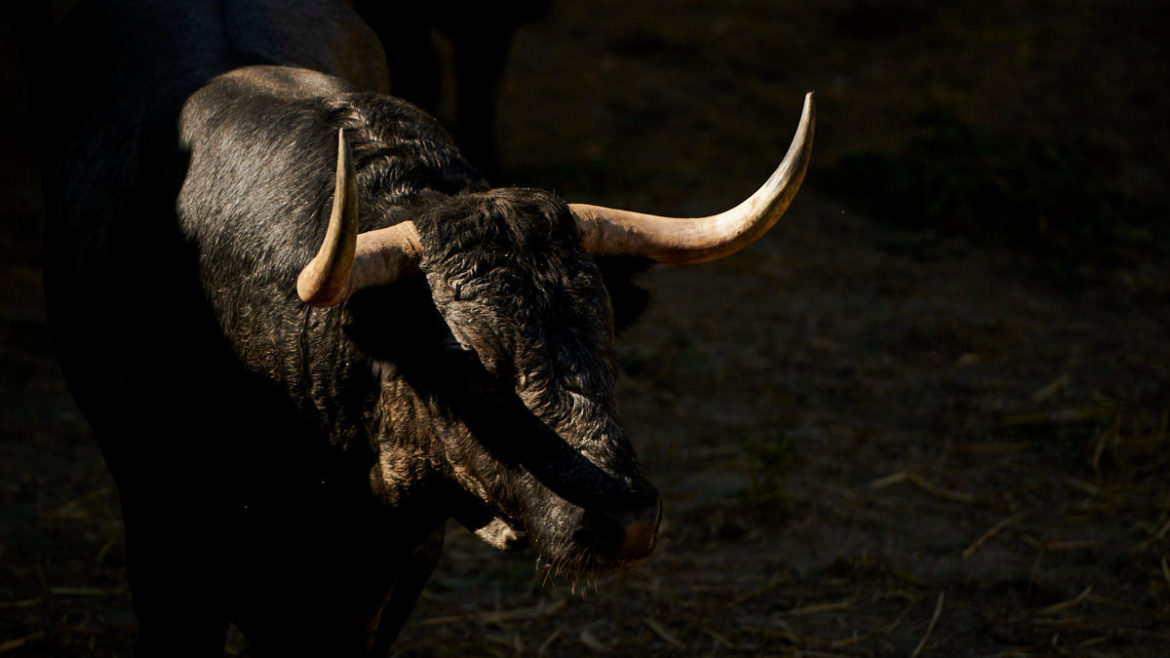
[{"left": 597, "top": 256, "right": 651, "bottom": 334}]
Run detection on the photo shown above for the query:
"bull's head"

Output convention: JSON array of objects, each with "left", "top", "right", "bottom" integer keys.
[{"left": 298, "top": 94, "right": 813, "bottom": 575}]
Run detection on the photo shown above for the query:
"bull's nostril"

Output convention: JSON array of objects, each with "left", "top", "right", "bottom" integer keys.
[
  {"left": 580, "top": 498, "right": 662, "bottom": 563},
  {"left": 580, "top": 510, "right": 624, "bottom": 550}
]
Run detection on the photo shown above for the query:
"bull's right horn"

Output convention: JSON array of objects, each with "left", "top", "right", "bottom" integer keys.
[
  {"left": 571, "top": 92, "right": 814, "bottom": 264},
  {"left": 298, "top": 129, "right": 423, "bottom": 307}
]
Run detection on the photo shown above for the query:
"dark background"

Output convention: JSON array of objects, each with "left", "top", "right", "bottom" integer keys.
[{"left": 3, "top": 1, "right": 1169, "bottom": 655}]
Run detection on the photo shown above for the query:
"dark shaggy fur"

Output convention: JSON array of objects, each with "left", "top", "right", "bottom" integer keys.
[{"left": 45, "top": 5, "right": 656, "bottom": 653}]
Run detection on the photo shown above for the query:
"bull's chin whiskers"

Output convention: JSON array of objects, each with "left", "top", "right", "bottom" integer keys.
[{"left": 533, "top": 547, "right": 617, "bottom": 595}]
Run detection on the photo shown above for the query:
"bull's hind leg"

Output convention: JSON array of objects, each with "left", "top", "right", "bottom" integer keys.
[{"left": 369, "top": 526, "right": 445, "bottom": 655}]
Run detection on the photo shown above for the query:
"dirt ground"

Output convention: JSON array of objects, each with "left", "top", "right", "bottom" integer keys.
[{"left": 2, "top": 1, "right": 1169, "bottom": 656}]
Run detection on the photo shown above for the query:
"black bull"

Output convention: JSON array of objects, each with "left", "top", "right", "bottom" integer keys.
[{"left": 42, "top": 1, "right": 813, "bottom": 655}]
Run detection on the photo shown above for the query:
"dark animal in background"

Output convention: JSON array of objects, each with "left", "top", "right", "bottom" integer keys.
[
  {"left": 1, "top": 0, "right": 54, "bottom": 111},
  {"left": 353, "top": 0, "right": 551, "bottom": 178},
  {"left": 42, "top": 0, "right": 813, "bottom": 655}
]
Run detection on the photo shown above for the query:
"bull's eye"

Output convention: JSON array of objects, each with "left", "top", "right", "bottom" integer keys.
[
  {"left": 437, "top": 323, "right": 475, "bottom": 355},
  {"left": 440, "top": 332, "right": 467, "bottom": 352},
  {"left": 438, "top": 328, "right": 498, "bottom": 375}
]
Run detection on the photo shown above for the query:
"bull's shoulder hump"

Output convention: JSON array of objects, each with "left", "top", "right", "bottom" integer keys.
[
  {"left": 176, "top": 66, "right": 354, "bottom": 161},
  {"left": 181, "top": 66, "right": 353, "bottom": 128},
  {"left": 216, "top": 66, "right": 359, "bottom": 101}
]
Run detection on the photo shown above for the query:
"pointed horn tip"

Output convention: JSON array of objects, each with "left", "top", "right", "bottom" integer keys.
[
  {"left": 334, "top": 128, "right": 354, "bottom": 178},
  {"left": 799, "top": 91, "right": 815, "bottom": 132},
  {"left": 757, "top": 92, "right": 814, "bottom": 194},
  {"left": 568, "top": 92, "right": 815, "bottom": 263},
  {"left": 772, "top": 92, "right": 815, "bottom": 178}
]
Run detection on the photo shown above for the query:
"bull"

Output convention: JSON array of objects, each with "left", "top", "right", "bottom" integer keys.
[{"left": 42, "top": 0, "right": 813, "bottom": 655}]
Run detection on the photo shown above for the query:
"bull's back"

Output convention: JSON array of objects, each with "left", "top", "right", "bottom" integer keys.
[{"left": 43, "top": 0, "right": 387, "bottom": 456}]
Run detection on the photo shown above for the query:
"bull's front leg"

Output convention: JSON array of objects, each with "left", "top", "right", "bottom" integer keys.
[
  {"left": 369, "top": 525, "right": 445, "bottom": 656},
  {"left": 120, "top": 491, "right": 229, "bottom": 657}
]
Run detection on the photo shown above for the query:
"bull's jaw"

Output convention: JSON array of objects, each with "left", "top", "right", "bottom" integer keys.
[
  {"left": 509, "top": 434, "right": 663, "bottom": 570},
  {"left": 511, "top": 472, "right": 662, "bottom": 578},
  {"left": 447, "top": 401, "right": 662, "bottom": 572},
  {"left": 445, "top": 455, "right": 660, "bottom": 573}
]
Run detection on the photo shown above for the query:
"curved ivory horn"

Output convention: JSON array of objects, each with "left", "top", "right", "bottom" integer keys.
[
  {"left": 297, "top": 129, "right": 360, "bottom": 307},
  {"left": 298, "top": 129, "right": 423, "bottom": 307},
  {"left": 570, "top": 92, "right": 814, "bottom": 264}
]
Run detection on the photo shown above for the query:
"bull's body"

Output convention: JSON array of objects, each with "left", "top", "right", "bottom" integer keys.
[
  {"left": 45, "top": 2, "right": 456, "bottom": 654},
  {"left": 45, "top": 1, "right": 811, "bottom": 655},
  {"left": 48, "top": 1, "right": 664, "bottom": 654}
]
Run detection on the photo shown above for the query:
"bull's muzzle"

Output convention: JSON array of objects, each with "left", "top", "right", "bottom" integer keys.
[{"left": 578, "top": 497, "right": 662, "bottom": 564}]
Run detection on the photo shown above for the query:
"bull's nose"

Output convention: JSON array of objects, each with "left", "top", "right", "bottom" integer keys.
[{"left": 579, "top": 498, "right": 662, "bottom": 563}]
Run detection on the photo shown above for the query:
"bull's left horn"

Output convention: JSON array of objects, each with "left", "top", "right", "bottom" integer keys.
[
  {"left": 570, "top": 92, "right": 814, "bottom": 264},
  {"left": 298, "top": 129, "right": 423, "bottom": 307}
]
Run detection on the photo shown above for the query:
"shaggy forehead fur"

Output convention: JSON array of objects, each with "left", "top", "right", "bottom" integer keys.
[
  {"left": 416, "top": 190, "right": 615, "bottom": 399},
  {"left": 413, "top": 190, "right": 634, "bottom": 467}
]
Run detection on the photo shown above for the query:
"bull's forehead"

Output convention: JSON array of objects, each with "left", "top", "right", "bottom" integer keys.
[
  {"left": 417, "top": 189, "right": 603, "bottom": 319},
  {"left": 417, "top": 189, "right": 616, "bottom": 398}
]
